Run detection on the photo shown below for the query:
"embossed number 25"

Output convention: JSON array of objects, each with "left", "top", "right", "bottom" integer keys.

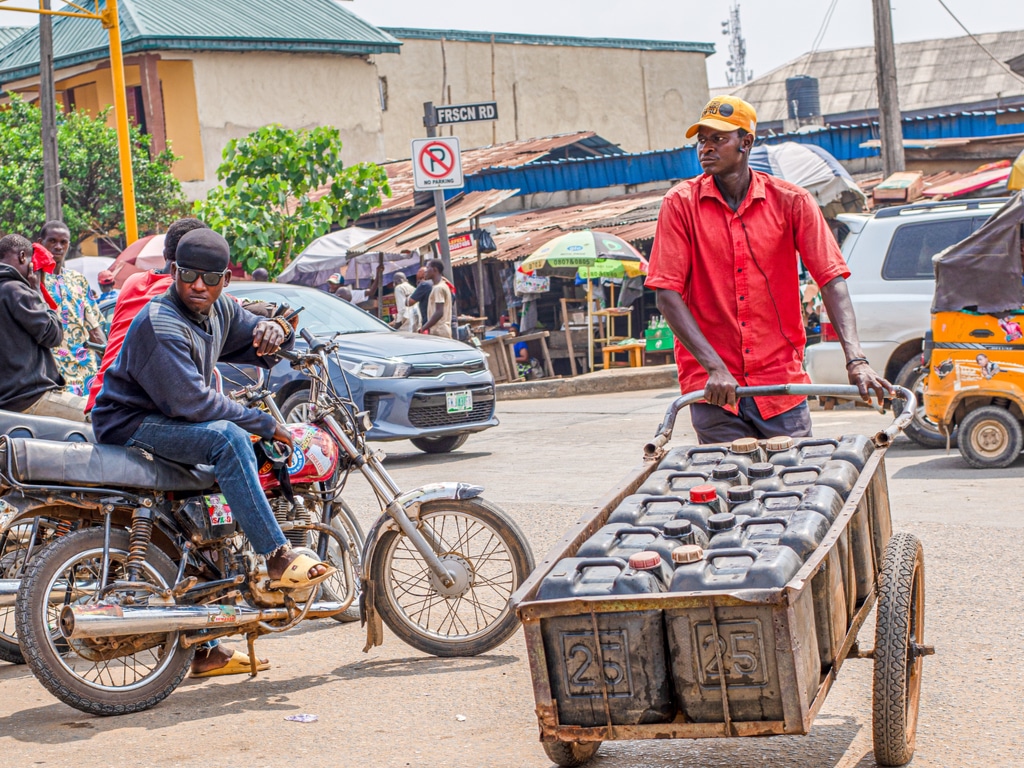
[{"left": 568, "top": 641, "right": 624, "bottom": 687}]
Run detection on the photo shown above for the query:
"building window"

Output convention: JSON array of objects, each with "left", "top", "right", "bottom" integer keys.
[
  {"left": 125, "top": 85, "right": 147, "bottom": 134},
  {"left": 378, "top": 76, "right": 388, "bottom": 112}
]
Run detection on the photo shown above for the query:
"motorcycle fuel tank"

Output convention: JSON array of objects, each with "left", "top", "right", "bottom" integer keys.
[{"left": 258, "top": 424, "right": 340, "bottom": 489}]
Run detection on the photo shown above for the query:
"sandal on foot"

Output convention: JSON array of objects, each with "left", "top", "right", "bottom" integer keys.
[
  {"left": 267, "top": 550, "right": 336, "bottom": 591},
  {"left": 191, "top": 650, "right": 270, "bottom": 678}
]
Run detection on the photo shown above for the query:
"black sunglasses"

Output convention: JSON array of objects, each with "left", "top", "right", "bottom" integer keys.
[{"left": 177, "top": 267, "right": 227, "bottom": 286}]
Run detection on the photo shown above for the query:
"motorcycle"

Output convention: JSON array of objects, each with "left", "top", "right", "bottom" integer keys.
[{"left": 0, "top": 329, "right": 534, "bottom": 715}]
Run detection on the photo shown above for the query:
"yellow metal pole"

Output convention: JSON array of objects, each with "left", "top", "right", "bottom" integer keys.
[{"left": 102, "top": 0, "right": 138, "bottom": 243}]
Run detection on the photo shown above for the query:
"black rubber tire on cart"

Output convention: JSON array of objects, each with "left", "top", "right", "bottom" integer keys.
[
  {"left": 893, "top": 358, "right": 955, "bottom": 449},
  {"left": 542, "top": 740, "right": 602, "bottom": 767},
  {"left": 957, "top": 405, "right": 1023, "bottom": 469},
  {"left": 872, "top": 532, "right": 926, "bottom": 767},
  {"left": 410, "top": 433, "right": 469, "bottom": 454}
]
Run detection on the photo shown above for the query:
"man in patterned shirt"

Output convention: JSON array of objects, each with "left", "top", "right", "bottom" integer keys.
[{"left": 37, "top": 221, "right": 106, "bottom": 398}]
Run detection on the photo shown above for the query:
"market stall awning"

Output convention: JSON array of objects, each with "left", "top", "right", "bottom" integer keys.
[{"left": 349, "top": 189, "right": 518, "bottom": 257}]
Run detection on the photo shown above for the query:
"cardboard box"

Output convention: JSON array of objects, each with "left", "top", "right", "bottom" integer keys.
[{"left": 872, "top": 171, "right": 924, "bottom": 204}]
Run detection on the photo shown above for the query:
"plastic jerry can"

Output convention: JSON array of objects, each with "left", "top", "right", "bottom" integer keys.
[
  {"left": 726, "top": 485, "right": 758, "bottom": 515},
  {"left": 848, "top": 499, "right": 876, "bottom": 604},
  {"left": 708, "top": 463, "right": 744, "bottom": 497},
  {"left": 768, "top": 437, "right": 837, "bottom": 468},
  {"left": 725, "top": 437, "right": 766, "bottom": 474},
  {"left": 748, "top": 462, "right": 785, "bottom": 493},
  {"left": 607, "top": 494, "right": 689, "bottom": 528},
  {"left": 537, "top": 557, "right": 674, "bottom": 727},
  {"left": 831, "top": 434, "right": 876, "bottom": 472},
  {"left": 637, "top": 470, "right": 710, "bottom": 496},
  {"left": 576, "top": 525, "right": 674, "bottom": 586},
  {"left": 814, "top": 459, "right": 861, "bottom": 501},
  {"left": 668, "top": 545, "right": 803, "bottom": 592},
  {"left": 705, "top": 511, "right": 753, "bottom": 545},
  {"left": 774, "top": 465, "right": 824, "bottom": 492},
  {"left": 750, "top": 490, "right": 805, "bottom": 518},
  {"left": 659, "top": 445, "right": 729, "bottom": 472},
  {"left": 706, "top": 516, "right": 785, "bottom": 552},
  {"left": 660, "top": 518, "right": 710, "bottom": 549},
  {"left": 796, "top": 485, "right": 845, "bottom": 524}
]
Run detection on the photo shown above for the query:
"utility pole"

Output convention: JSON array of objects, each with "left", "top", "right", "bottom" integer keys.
[
  {"left": 39, "top": 0, "right": 62, "bottom": 222},
  {"left": 871, "top": 0, "right": 906, "bottom": 176}
]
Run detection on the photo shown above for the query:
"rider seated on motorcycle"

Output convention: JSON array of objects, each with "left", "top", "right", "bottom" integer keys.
[{"left": 91, "top": 229, "right": 335, "bottom": 675}]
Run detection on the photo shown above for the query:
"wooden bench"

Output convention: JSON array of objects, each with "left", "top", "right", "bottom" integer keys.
[{"left": 501, "top": 331, "right": 556, "bottom": 381}]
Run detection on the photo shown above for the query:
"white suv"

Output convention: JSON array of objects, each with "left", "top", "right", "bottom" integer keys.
[{"left": 805, "top": 198, "right": 1004, "bottom": 447}]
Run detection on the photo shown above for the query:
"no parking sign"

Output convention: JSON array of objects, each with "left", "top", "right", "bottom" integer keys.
[{"left": 412, "top": 137, "right": 464, "bottom": 191}]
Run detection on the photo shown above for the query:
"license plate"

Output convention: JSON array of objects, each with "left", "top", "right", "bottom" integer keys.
[{"left": 446, "top": 390, "right": 473, "bottom": 413}]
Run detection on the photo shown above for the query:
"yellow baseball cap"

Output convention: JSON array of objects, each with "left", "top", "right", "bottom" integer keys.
[{"left": 685, "top": 95, "right": 757, "bottom": 138}]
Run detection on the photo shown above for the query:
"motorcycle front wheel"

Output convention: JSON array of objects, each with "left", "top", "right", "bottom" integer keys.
[
  {"left": 15, "top": 527, "right": 193, "bottom": 716},
  {"left": 370, "top": 497, "right": 534, "bottom": 657}
]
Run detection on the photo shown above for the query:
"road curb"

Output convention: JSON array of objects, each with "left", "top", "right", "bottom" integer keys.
[{"left": 496, "top": 365, "right": 678, "bottom": 400}]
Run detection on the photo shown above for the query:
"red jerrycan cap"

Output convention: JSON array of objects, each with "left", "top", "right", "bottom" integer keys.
[
  {"left": 628, "top": 551, "right": 662, "bottom": 570},
  {"left": 689, "top": 484, "right": 718, "bottom": 504}
]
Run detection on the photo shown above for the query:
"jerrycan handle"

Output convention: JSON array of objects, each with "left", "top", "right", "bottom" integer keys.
[
  {"left": 778, "top": 466, "right": 822, "bottom": 484},
  {"left": 758, "top": 491, "right": 804, "bottom": 501},
  {"left": 705, "top": 548, "right": 759, "bottom": 564},
  {"left": 685, "top": 446, "right": 728, "bottom": 459},
  {"left": 612, "top": 526, "right": 662, "bottom": 540},
  {"left": 797, "top": 437, "right": 839, "bottom": 449},
  {"left": 638, "top": 495, "right": 689, "bottom": 510},
  {"left": 741, "top": 516, "right": 788, "bottom": 528},
  {"left": 573, "top": 557, "right": 629, "bottom": 578},
  {"left": 665, "top": 471, "right": 710, "bottom": 482}
]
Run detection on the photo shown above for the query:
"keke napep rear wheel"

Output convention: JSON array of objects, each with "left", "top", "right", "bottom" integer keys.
[
  {"left": 370, "top": 497, "right": 534, "bottom": 657},
  {"left": 958, "top": 405, "right": 1023, "bottom": 469},
  {"left": 872, "top": 532, "right": 927, "bottom": 766}
]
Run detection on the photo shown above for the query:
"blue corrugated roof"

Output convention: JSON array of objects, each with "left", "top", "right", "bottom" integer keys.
[
  {"left": 763, "top": 108, "right": 1024, "bottom": 161},
  {"left": 382, "top": 27, "right": 714, "bottom": 56},
  {"left": 0, "top": 27, "right": 28, "bottom": 50},
  {"left": 0, "top": 0, "right": 399, "bottom": 83},
  {"left": 463, "top": 147, "right": 702, "bottom": 195}
]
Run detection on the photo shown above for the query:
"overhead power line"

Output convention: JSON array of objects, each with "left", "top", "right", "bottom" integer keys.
[{"left": 934, "top": 0, "right": 1024, "bottom": 85}]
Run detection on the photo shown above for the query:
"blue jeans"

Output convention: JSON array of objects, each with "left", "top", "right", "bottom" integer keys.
[
  {"left": 126, "top": 416, "right": 287, "bottom": 555},
  {"left": 690, "top": 399, "right": 813, "bottom": 444}
]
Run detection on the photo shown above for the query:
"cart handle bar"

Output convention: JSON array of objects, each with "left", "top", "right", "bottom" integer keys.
[{"left": 643, "top": 384, "right": 916, "bottom": 459}]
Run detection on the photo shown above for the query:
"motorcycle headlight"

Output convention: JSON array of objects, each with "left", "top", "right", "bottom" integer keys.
[{"left": 338, "top": 358, "right": 411, "bottom": 378}]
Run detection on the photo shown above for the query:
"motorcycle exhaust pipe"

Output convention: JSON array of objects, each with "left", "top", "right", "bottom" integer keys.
[{"left": 60, "top": 600, "right": 346, "bottom": 640}]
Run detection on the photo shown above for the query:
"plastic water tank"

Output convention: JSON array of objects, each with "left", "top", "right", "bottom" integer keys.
[{"left": 786, "top": 75, "right": 821, "bottom": 119}]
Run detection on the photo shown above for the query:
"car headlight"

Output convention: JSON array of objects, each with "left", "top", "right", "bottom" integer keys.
[{"left": 338, "top": 358, "right": 411, "bottom": 378}]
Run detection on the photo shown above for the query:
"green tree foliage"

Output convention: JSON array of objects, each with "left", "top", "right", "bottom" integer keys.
[
  {"left": 193, "top": 124, "right": 390, "bottom": 275},
  {"left": 0, "top": 95, "right": 185, "bottom": 246}
]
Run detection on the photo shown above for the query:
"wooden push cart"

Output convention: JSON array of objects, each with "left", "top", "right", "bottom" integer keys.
[{"left": 512, "top": 385, "right": 933, "bottom": 767}]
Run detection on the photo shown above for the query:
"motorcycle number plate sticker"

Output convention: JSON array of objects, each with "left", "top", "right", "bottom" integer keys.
[
  {"left": 446, "top": 390, "right": 473, "bottom": 414},
  {"left": 0, "top": 499, "right": 13, "bottom": 530},
  {"left": 203, "top": 495, "right": 234, "bottom": 526}
]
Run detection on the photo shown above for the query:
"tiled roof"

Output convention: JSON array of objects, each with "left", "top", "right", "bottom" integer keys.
[
  {"left": 0, "top": 0, "right": 399, "bottom": 82},
  {"left": 731, "top": 30, "right": 1024, "bottom": 124}
]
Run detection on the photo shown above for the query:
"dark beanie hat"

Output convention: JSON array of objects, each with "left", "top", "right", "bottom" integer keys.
[{"left": 175, "top": 229, "right": 230, "bottom": 272}]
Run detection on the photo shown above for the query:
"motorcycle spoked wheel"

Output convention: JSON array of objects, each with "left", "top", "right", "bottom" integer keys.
[
  {"left": 0, "top": 520, "right": 62, "bottom": 665},
  {"left": 370, "top": 497, "right": 534, "bottom": 657},
  {"left": 15, "top": 527, "right": 194, "bottom": 716},
  {"left": 318, "top": 498, "right": 365, "bottom": 623}
]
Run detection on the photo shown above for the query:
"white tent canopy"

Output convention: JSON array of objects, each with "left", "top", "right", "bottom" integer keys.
[{"left": 276, "top": 226, "right": 379, "bottom": 286}]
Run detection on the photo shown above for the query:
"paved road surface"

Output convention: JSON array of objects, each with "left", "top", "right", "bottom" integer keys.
[{"left": 1, "top": 389, "right": 1020, "bottom": 767}]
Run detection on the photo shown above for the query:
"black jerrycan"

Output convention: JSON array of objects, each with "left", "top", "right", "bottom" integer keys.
[
  {"left": 576, "top": 525, "right": 674, "bottom": 586},
  {"left": 637, "top": 470, "right": 710, "bottom": 496},
  {"left": 668, "top": 545, "right": 803, "bottom": 592},
  {"left": 607, "top": 494, "right": 689, "bottom": 528}
]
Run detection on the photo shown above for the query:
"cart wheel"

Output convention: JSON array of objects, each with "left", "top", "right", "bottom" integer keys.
[
  {"left": 542, "top": 740, "right": 601, "bottom": 767},
  {"left": 958, "top": 405, "right": 1023, "bottom": 469},
  {"left": 872, "top": 532, "right": 926, "bottom": 767}
]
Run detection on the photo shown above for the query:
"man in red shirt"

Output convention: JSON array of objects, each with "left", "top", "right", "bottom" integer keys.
[
  {"left": 85, "top": 218, "right": 209, "bottom": 413},
  {"left": 646, "top": 95, "right": 887, "bottom": 443}
]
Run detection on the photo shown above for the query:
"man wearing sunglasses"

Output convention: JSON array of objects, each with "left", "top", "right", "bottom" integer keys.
[{"left": 92, "top": 229, "right": 335, "bottom": 598}]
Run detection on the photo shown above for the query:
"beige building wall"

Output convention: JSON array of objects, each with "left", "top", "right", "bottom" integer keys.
[
  {"left": 180, "top": 50, "right": 387, "bottom": 198},
  {"left": 373, "top": 37, "right": 710, "bottom": 160}
]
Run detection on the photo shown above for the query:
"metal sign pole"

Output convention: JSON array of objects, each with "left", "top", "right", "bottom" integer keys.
[{"left": 423, "top": 102, "right": 453, "bottom": 280}]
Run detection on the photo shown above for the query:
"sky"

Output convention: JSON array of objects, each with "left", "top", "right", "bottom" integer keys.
[{"left": 0, "top": 0, "right": 1022, "bottom": 87}]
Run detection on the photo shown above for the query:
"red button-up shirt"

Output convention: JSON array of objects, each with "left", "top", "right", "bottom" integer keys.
[{"left": 646, "top": 171, "right": 849, "bottom": 419}]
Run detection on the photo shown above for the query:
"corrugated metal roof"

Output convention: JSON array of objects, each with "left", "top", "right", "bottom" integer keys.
[
  {"left": 0, "top": 0, "right": 399, "bottom": 82},
  {"left": 351, "top": 190, "right": 518, "bottom": 257},
  {"left": 732, "top": 30, "right": 1024, "bottom": 125},
  {"left": 346, "top": 132, "right": 622, "bottom": 218},
  {"left": 0, "top": 27, "right": 28, "bottom": 50},
  {"left": 488, "top": 190, "right": 667, "bottom": 263},
  {"left": 382, "top": 28, "right": 714, "bottom": 56}
]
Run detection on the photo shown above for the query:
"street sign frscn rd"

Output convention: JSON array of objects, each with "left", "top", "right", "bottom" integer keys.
[
  {"left": 412, "top": 137, "right": 464, "bottom": 191},
  {"left": 434, "top": 102, "right": 499, "bottom": 125}
]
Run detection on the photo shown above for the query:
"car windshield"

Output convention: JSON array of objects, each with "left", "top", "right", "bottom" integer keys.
[{"left": 227, "top": 283, "right": 392, "bottom": 336}]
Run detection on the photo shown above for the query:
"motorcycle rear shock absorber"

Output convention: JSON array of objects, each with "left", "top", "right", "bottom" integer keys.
[{"left": 125, "top": 507, "right": 155, "bottom": 583}]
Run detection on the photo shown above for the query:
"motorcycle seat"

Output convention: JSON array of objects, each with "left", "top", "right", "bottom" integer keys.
[
  {"left": 4, "top": 437, "right": 216, "bottom": 492},
  {"left": 0, "top": 408, "right": 95, "bottom": 443}
]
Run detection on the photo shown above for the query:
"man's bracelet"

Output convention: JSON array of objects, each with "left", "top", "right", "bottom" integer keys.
[
  {"left": 271, "top": 316, "right": 292, "bottom": 337},
  {"left": 845, "top": 357, "right": 869, "bottom": 369}
]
